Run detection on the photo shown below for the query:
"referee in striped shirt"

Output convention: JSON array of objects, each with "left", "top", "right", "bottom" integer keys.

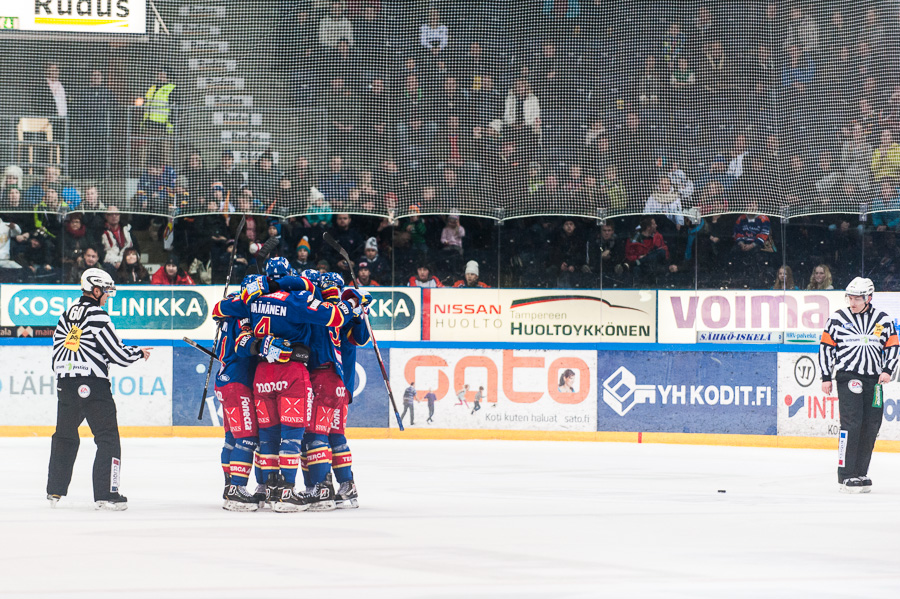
[
  {"left": 47, "top": 268, "right": 152, "bottom": 510},
  {"left": 819, "top": 277, "right": 898, "bottom": 493}
]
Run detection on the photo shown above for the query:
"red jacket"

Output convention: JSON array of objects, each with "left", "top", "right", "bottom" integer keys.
[
  {"left": 625, "top": 232, "right": 668, "bottom": 263},
  {"left": 453, "top": 280, "right": 490, "bottom": 288},
  {"left": 151, "top": 267, "right": 195, "bottom": 285}
]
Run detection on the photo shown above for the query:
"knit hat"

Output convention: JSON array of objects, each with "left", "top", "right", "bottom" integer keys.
[
  {"left": 165, "top": 254, "right": 179, "bottom": 266},
  {"left": 365, "top": 237, "right": 378, "bottom": 252},
  {"left": 296, "top": 236, "right": 311, "bottom": 254},
  {"left": 267, "top": 218, "right": 282, "bottom": 236},
  {"left": 465, "top": 260, "right": 479, "bottom": 276}
]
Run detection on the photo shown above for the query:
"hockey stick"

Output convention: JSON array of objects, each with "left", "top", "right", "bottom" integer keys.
[
  {"left": 198, "top": 214, "right": 246, "bottom": 420},
  {"left": 182, "top": 336, "right": 219, "bottom": 362},
  {"left": 323, "top": 232, "right": 404, "bottom": 431}
]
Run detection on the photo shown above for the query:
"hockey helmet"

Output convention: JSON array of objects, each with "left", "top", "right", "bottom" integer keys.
[
  {"left": 265, "top": 257, "right": 292, "bottom": 280},
  {"left": 319, "top": 272, "right": 345, "bottom": 291},
  {"left": 81, "top": 268, "right": 116, "bottom": 297},
  {"left": 845, "top": 277, "right": 874, "bottom": 299}
]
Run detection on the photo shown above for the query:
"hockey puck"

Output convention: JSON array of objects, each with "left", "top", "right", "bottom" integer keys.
[{"left": 717, "top": 490, "right": 726, "bottom": 493}]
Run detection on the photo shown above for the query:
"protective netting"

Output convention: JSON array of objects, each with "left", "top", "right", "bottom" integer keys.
[{"left": 0, "top": 1, "right": 898, "bottom": 289}]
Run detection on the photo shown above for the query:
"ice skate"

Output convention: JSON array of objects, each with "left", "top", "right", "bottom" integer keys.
[
  {"left": 839, "top": 478, "right": 868, "bottom": 494},
  {"left": 47, "top": 494, "right": 61, "bottom": 508},
  {"left": 272, "top": 485, "right": 312, "bottom": 513},
  {"left": 95, "top": 493, "right": 128, "bottom": 511},
  {"left": 223, "top": 485, "right": 260, "bottom": 512},
  {"left": 252, "top": 484, "right": 269, "bottom": 508},
  {"left": 858, "top": 475, "right": 873, "bottom": 492},
  {"left": 305, "top": 482, "right": 336, "bottom": 512},
  {"left": 336, "top": 480, "right": 359, "bottom": 509},
  {"left": 264, "top": 472, "right": 283, "bottom": 505}
]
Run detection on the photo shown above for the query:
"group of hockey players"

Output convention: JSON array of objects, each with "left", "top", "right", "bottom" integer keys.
[{"left": 211, "top": 256, "right": 372, "bottom": 512}]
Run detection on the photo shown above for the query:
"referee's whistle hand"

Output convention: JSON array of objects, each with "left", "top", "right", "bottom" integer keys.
[
  {"left": 821, "top": 381, "right": 832, "bottom": 395},
  {"left": 140, "top": 348, "right": 154, "bottom": 361}
]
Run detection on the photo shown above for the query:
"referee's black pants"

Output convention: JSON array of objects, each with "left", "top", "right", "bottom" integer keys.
[
  {"left": 47, "top": 377, "right": 122, "bottom": 501},
  {"left": 835, "top": 372, "right": 883, "bottom": 483}
]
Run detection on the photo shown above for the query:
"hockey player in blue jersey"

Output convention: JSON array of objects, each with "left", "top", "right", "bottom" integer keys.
[
  {"left": 301, "top": 272, "right": 372, "bottom": 510},
  {"left": 244, "top": 261, "right": 357, "bottom": 512},
  {"left": 212, "top": 292, "right": 293, "bottom": 511}
]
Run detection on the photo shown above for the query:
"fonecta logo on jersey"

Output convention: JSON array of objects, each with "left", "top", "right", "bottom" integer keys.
[{"left": 602, "top": 367, "right": 655, "bottom": 416}]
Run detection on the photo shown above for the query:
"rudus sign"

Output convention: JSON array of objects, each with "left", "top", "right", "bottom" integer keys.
[{"left": 2, "top": 0, "right": 148, "bottom": 33}]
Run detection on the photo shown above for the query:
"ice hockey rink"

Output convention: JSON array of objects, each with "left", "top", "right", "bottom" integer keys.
[{"left": 4, "top": 437, "right": 900, "bottom": 599}]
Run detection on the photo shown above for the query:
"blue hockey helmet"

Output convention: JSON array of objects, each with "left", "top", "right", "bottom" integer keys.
[{"left": 265, "top": 257, "right": 292, "bottom": 280}]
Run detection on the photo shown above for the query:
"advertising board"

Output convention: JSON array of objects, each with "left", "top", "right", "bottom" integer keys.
[
  {"left": 658, "top": 290, "right": 846, "bottom": 344},
  {"left": 0, "top": 285, "right": 420, "bottom": 341},
  {"left": 426, "top": 289, "right": 655, "bottom": 343},
  {"left": 172, "top": 345, "right": 388, "bottom": 428},
  {"left": 389, "top": 348, "right": 597, "bottom": 431},
  {"left": 776, "top": 352, "right": 900, "bottom": 441},
  {"left": 0, "top": 345, "right": 172, "bottom": 426},
  {"left": 1, "top": 0, "right": 147, "bottom": 34},
  {"left": 596, "top": 351, "right": 777, "bottom": 434}
]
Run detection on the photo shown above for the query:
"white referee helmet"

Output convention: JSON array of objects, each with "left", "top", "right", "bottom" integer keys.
[
  {"left": 81, "top": 268, "right": 117, "bottom": 297},
  {"left": 845, "top": 277, "right": 874, "bottom": 299}
]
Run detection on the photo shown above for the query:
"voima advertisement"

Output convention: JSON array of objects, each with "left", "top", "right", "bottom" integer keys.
[
  {"left": 0, "top": 346, "right": 172, "bottom": 426},
  {"left": 777, "top": 352, "right": 900, "bottom": 441},
  {"left": 0, "top": 285, "right": 421, "bottom": 341},
  {"left": 426, "top": 289, "right": 655, "bottom": 343},
  {"left": 596, "top": 351, "right": 777, "bottom": 434},
  {"left": 657, "top": 290, "right": 846, "bottom": 344},
  {"left": 388, "top": 348, "right": 597, "bottom": 431}
]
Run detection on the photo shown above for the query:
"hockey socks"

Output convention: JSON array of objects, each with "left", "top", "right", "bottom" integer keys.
[
  {"left": 221, "top": 431, "right": 235, "bottom": 483},
  {"left": 279, "top": 425, "right": 304, "bottom": 485},
  {"left": 229, "top": 436, "right": 258, "bottom": 487},
  {"left": 305, "top": 434, "right": 333, "bottom": 486},
  {"left": 329, "top": 433, "right": 353, "bottom": 484},
  {"left": 257, "top": 425, "right": 281, "bottom": 481},
  {"left": 300, "top": 435, "right": 312, "bottom": 488}
]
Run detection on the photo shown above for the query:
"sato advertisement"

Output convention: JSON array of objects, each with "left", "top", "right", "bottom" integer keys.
[
  {"left": 425, "top": 289, "right": 655, "bottom": 343},
  {"left": 596, "top": 351, "right": 777, "bottom": 434},
  {"left": 0, "top": 345, "right": 172, "bottom": 426},
  {"left": 389, "top": 348, "right": 597, "bottom": 431},
  {"left": 658, "top": 290, "right": 847, "bottom": 344},
  {"left": 173, "top": 345, "right": 388, "bottom": 429},
  {"left": 776, "top": 352, "right": 900, "bottom": 440},
  {"left": 1, "top": 0, "right": 148, "bottom": 34}
]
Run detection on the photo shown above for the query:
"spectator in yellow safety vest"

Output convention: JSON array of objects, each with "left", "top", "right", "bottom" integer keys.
[{"left": 141, "top": 69, "right": 177, "bottom": 135}]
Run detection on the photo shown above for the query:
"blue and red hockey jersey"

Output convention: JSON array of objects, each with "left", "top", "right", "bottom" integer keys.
[
  {"left": 211, "top": 296, "right": 257, "bottom": 388},
  {"left": 308, "top": 314, "right": 370, "bottom": 391},
  {"left": 248, "top": 289, "right": 350, "bottom": 346}
]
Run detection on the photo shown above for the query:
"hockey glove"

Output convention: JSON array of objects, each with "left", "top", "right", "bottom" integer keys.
[
  {"left": 318, "top": 272, "right": 344, "bottom": 304},
  {"left": 259, "top": 335, "right": 292, "bottom": 363},
  {"left": 341, "top": 288, "right": 373, "bottom": 310},
  {"left": 240, "top": 275, "right": 269, "bottom": 304}
]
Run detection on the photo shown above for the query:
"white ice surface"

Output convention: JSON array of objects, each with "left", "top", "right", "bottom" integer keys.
[{"left": 3, "top": 437, "right": 900, "bottom": 598}]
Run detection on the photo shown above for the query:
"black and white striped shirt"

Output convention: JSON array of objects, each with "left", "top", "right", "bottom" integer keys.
[
  {"left": 52, "top": 295, "right": 142, "bottom": 379},
  {"left": 819, "top": 305, "right": 899, "bottom": 380}
]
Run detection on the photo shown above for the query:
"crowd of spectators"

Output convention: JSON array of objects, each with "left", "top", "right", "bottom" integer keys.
[{"left": 3, "top": 2, "right": 900, "bottom": 290}]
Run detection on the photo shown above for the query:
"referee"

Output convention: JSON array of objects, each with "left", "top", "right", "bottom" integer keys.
[
  {"left": 819, "top": 277, "right": 898, "bottom": 493},
  {"left": 46, "top": 268, "right": 152, "bottom": 510}
]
